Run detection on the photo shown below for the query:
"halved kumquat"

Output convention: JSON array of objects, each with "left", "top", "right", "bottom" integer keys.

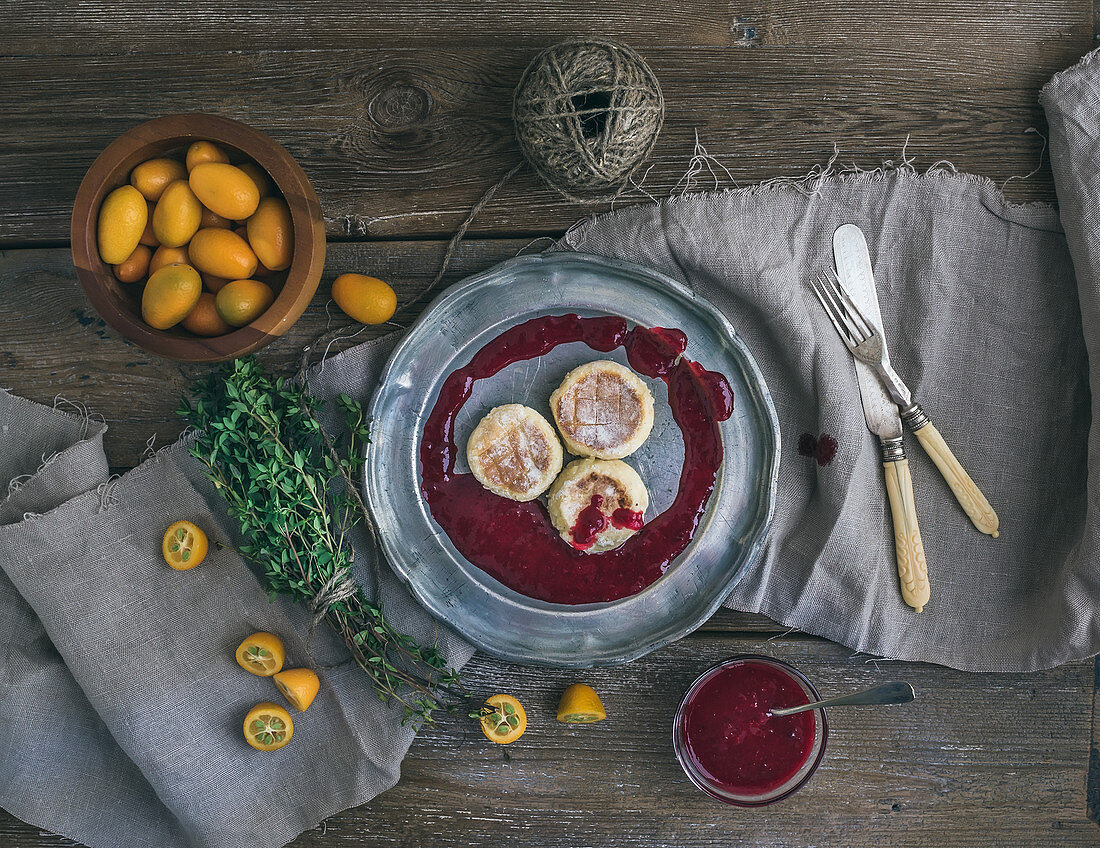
[
  {"left": 243, "top": 702, "right": 293, "bottom": 751},
  {"left": 556, "top": 683, "right": 607, "bottom": 724},
  {"left": 236, "top": 632, "right": 285, "bottom": 677},
  {"left": 478, "top": 694, "right": 527, "bottom": 744},
  {"left": 273, "top": 668, "right": 320, "bottom": 711},
  {"left": 162, "top": 520, "right": 208, "bottom": 570}
]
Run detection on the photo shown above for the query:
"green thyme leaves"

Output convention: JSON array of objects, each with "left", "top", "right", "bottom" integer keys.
[{"left": 179, "top": 357, "right": 460, "bottom": 724}]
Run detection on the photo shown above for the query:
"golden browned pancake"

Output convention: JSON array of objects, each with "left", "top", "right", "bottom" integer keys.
[
  {"left": 549, "top": 360, "right": 655, "bottom": 459},
  {"left": 466, "top": 404, "right": 564, "bottom": 501},
  {"left": 547, "top": 458, "right": 649, "bottom": 553}
]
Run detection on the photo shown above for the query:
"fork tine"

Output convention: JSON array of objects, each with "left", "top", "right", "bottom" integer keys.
[
  {"left": 813, "top": 272, "right": 866, "bottom": 344},
  {"left": 818, "top": 270, "right": 871, "bottom": 343},
  {"left": 821, "top": 266, "right": 875, "bottom": 339},
  {"left": 809, "top": 274, "right": 858, "bottom": 347}
]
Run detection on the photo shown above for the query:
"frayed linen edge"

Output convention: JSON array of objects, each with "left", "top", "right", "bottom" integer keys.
[
  {"left": 1040, "top": 44, "right": 1100, "bottom": 106},
  {"left": 563, "top": 157, "right": 1060, "bottom": 250}
]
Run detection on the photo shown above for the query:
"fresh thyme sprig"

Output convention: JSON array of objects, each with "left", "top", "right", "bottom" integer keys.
[{"left": 178, "top": 357, "right": 461, "bottom": 725}]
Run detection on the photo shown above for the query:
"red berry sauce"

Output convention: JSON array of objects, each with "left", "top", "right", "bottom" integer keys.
[
  {"left": 610, "top": 507, "right": 645, "bottom": 531},
  {"left": 570, "top": 495, "right": 608, "bottom": 550},
  {"left": 418, "top": 314, "right": 734, "bottom": 604},
  {"left": 681, "top": 659, "right": 816, "bottom": 797}
]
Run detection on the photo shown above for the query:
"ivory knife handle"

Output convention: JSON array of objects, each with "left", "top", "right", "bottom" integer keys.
[
  {"left": 883, "top": 458, "right": 930, "bottom": 613},
  {"left": 913, "top": 422, "right": 999, "bottom": 538}
]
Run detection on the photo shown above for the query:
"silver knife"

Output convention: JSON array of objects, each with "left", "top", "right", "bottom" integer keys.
[
  {"left": 834, "top": 225, "right": 999, "bottom": 539},
  {"left": 833, "top": 225, "right": 931, "bottom": 613}
]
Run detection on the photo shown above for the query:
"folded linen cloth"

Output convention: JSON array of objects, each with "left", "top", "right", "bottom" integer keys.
[
  {"left": 4, "top": 44, "right": 1100, "bottom": 848},
  {"left": 561, "top": 51, "right": 1100, "bottom": 673},
  {"left": 0, "top": 342, "right": 474, "bottom": 848}
]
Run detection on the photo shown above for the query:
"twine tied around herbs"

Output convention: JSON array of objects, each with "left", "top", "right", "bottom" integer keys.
[
  {"left": 417, "top": 37, "right": 665, "bottom": 305},
  {"left": 308, "top": 566, "right": 360, "bottom": 632},
  {"left": 305, "top": 566, "right": 373, "bottom": 670}
]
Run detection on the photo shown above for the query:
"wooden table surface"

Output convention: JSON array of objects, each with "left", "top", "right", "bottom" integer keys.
[{"left": 2, "top": 2, "right": 1099, "bottom": 846}]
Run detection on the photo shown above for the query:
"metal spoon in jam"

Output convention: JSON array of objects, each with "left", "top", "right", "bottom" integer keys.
[{"left": 769, "top": 681, "right": 915, "bottom": 717}]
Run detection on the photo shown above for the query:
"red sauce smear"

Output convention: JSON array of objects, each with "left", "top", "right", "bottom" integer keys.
[
  {"left": 419, "top": 314, "right": 733, "bottom": 604},
  {"left": 570, "top": 495, "right": 608, "bottom": 550},
  {"left": 610, "top": 507, "right": 645, "bottom": 531},
  {"left": 682, "top": 660, "right": 816, "bottom": 796}
]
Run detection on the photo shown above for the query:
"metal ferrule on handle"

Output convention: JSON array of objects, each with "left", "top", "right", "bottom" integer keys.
[
  {"left": 899, "top": 403, "right": 929, "bottom": 431},
  {"left": 880, "top": 435, "right": 906, "bottom": 463}
]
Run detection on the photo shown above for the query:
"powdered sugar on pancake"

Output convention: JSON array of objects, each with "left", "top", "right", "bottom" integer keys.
[
  {"left": 551, "top": 360, "right": 655, "bottom": 459},
  {"left": 467, "top": 404, "right": 564, "bottom": 501}
]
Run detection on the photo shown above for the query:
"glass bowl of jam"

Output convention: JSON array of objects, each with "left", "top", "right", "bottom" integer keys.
[{"left": 673, "top": 655, "right": 827, "bottom": 805}]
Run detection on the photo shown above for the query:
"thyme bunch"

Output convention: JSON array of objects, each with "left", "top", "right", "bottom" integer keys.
[{"left": 179, "top": 357, "right": 461, "bottom": 725}]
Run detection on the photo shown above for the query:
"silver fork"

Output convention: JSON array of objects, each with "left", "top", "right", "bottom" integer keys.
[
  {"left": 809, "top": 269, "right": 909, "bottom": 401},
  {"left": 809, "top": 267, "right": 1000, "bottom": 538}
]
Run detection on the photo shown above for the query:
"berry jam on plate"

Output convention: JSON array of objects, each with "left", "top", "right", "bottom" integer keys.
[
  {"left": 674, "top": 656, "right": 828, "bottom": 805},
  {"left": 419, "top": 313, "right": 734, "bottom": 604}
]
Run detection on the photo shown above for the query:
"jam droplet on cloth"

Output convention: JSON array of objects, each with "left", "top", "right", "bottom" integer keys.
[{"left": 798, "top": 432, "right": 837, "bottom": 466}]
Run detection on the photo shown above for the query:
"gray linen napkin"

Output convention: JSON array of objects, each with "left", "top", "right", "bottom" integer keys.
[
  {"left": 0, "top": 340, "right": 474, "bottom": 848},
  {"left": 561, "top": 51, "right": 1100, "bottom": 673},
  {"left": 5, "top": 44, "right": 1100, "bottom": 848}
]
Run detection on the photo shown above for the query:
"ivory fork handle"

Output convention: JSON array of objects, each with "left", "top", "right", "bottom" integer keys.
[{"left": 901, "top": 408, "right": 999, "bottom": 538}]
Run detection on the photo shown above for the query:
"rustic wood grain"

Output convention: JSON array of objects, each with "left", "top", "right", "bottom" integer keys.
[
  {"left": 0, "top": 0, "right": 1088, "bottom": 53},
  {"left": 1089, "top": 657, "right": 1100, "bottom": 824},
  {"left": 0, "top": 0, "right": 1091, "bottom": 244},
  {"left": 0, "top": 240, "right": 519, "bottom": 466},
  {"left": 2, "top": 2, "right": 1098, "bottom": 846},
  {"left": 0, "top": 636, "right": 1094, "bottom": 847}
]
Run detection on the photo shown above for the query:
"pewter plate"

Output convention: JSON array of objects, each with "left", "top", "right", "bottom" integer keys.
[{"left": 364, "top": 252, "right": 779, "bottom": 667}]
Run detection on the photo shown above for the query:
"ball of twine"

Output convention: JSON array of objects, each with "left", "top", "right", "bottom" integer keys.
[{"left": 512, "top": 38, "right": 665, "bottom": 203}]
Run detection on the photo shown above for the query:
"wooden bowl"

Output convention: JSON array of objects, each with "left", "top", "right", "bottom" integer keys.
[{"left": 71, "top": 114, "right": 325, "bottom": 362}]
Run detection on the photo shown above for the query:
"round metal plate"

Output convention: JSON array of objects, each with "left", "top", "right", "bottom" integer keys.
[{"left": 365, "top": 252, "right": 779, "bottom": 667}]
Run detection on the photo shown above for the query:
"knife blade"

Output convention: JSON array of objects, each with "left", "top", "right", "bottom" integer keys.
[
  {"left": 833, "top": 224, "right": 903, "bottom": 442},
  {"left": 832, "top": 224, "right": 930, "bottom": 613}
]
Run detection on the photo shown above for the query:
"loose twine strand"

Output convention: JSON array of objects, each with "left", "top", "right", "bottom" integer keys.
[
  {"left": 416, "top": 159, "right": 526, "bottom": 307},
  {"left": 414, "top": 38, "right": 664, "bottom": 314},
  {"left": 302, "top": 39, "right": 664, "bottom": 368}
]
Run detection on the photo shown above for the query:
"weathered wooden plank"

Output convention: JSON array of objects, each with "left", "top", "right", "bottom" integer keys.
[
  {"left": 1089, "top": 656, "right": 1100, "bottom": 824},
  {"left": 1, "top": 635, "right": 1094, "bottom": 847},
  {"left": 297, "top": 638, "right": 1098, "bottom": 848},
  {"left": 2, "top": 0, "right": 1086, "bottom": 53},
  {"left": 0, "top": 17, "right": 1088, "bottom": 244},
  {"left": 0, "top": 241, "right": 516, "bottom": 466},
  {"left": 2, "top": 0, "right": 734, "bottom": 52}
]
